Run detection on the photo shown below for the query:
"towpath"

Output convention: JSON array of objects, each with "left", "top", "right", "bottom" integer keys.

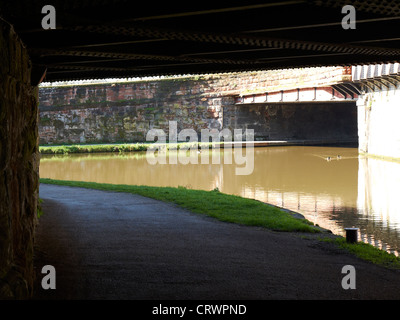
[{"left": 33, "top": 184, "right": 400, "bottom": 300}]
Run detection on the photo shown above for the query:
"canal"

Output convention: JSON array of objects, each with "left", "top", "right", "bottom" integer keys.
[{"left": 39, "top": 145, "right": 400, "bottom": 256}]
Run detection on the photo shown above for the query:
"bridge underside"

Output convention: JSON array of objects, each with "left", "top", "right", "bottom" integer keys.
[
  {"left": 237, "top": 85, "right": 359, "bottom": 104},
  {"left": 2, "top": 0, "right": 400, "bottom": 83}
]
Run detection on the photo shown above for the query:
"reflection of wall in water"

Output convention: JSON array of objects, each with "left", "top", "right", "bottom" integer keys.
[
  {"left": 358, "top": 157, "right": 400, "bottom": 224},
  {"left": 241, "top": 186, "right": 348, "bottom": 236},
  {"left": 357, "top": 157, "right": 400, "bottom": 255}
]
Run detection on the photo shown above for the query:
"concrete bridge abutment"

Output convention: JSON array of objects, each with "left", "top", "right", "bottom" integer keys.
[
  {"left": 357, "top": 90, "right": 400, "bottom": 159},
  {"left": 354, "top": 64, "right": 400, "bottom": 160}
]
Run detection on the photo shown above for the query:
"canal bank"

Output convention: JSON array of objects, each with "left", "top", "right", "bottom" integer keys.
[
  {"left": 34, "top": 183, "right": 400, "bottom": 300},
  {"left": 39, "top": 139, "right": 358, "bottom": 154},
  {"left": 39, "top": 145, "right": 400, "bottom": 256}
]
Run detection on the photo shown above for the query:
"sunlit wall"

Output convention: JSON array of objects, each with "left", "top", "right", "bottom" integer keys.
[{"left": 358, "top": 87, "right": 400, "bottom": 159}]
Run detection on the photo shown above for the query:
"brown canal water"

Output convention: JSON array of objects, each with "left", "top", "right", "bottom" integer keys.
[{"left": 39, "top": 146, "right": 400, "bottom": 256}]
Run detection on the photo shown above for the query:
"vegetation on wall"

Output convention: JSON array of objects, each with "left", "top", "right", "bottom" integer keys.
[{"left": 39, "top": 142, "right": 224, "bottom": 154}]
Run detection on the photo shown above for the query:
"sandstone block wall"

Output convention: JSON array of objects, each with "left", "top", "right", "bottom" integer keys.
[
  {"left": 38, "top": 67, "right": 355, "bottom": 145},
  {"left": 39, "top": 78, "right": 223, "bottom": 144},
  {"left": 0, "top": 18, "right": 39, "bottom": 299}
]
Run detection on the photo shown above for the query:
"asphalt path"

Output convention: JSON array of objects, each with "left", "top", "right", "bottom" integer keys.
[{"left": 33, "top": 184, "right": 400, "bottom": 300}]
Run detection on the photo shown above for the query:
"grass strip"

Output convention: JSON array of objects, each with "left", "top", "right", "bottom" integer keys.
[
  {"left": 321, "top": 237, "right": 400, "bottom": 270},
  {"left": 39, "top": 178, "right": 320, "bottom": 233},
  {"left": 39, "top": 142, "right": 224, "bottom": 155},
  {"left": 39, "top": 143, "right": 148, "bottom": 154}
]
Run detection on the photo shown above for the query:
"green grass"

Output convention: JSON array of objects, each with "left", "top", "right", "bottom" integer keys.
[
  {"left": 39, "top": 143, "right": 149, "bottom": 154},
  {"left": 322, "top": 237, "right": 400, "bottom": 270},
  {"left": 39, "top": 142, "right": 224, "bottom": 155},
  {"left": 39, "top": 178, "right": 320, "bottom": 233}
]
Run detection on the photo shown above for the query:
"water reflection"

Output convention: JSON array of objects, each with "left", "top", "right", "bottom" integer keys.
[
  {"left": 39, "top": 146, "right": 400, "bottom": 255},
  {"left": 357, "top": 157, "right": 400, "bottom": 255}
]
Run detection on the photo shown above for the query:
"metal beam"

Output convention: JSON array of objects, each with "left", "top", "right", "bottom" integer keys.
[
  {"left": 66, "top": 38, "right": 169, "bottom": 49},
  {"left": 331, "top": 85, "right": 348, "bottom": 99},
  {"left": 257, "top": 52, "right": 352, "bottom": 61},
  {"left": 371, "top": 79, "right": 389, "bottom": 89},
  {"left": 350, "top": 37, "right": 400, "bottom": 45},
  {"left": 383, "top": 75, "right": 400, "bottom": 86},
  {"left": 69, "top": 24, "right": 400, "bottom": 56},
  {"left": 128, "top": 1, "right": 306, "bottom": 21},
  {"left": 180, "top": 47, "right": 280, "bottom": 58},
  {"left": 363, "top": 81, "right": 376, "bottom": 92},
  {"left": 335, "top": 84, "right": 355, "bottom": 98},
  {"left": 52, "top": 58, "right": 133, "bottom": 65},
  {"left": 345, "top": 83, "right": 362, "bottom": 95},
  {"left": 30, "top": 48, "right": 257, "bottom": 65},
  {"left": 380, "top": 77, "right": 398, "bottom": 88},
  {"left": 244, "top": 16, "right": 400, "bottom": 34}
]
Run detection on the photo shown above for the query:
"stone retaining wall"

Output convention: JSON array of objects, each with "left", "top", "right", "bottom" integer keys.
[{"left": 38, "top": 67, "right": 354, "bottom": 145}]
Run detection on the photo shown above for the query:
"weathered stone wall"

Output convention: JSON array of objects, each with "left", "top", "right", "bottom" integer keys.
[
  {"left": 38, "top": 67, "right": 353, "bottom": 145},
  {"left": 39, "top": 78, "right": 223, "bottom": 144},
  {"left": 0, "top": 18, "right": 39, "bottom": 299}
]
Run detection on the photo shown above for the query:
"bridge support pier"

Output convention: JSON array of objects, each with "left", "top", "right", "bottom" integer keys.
[
  {"left": 0, "top": 17, "right": 39, "bottom": 299},
  {"left": 357, "top": 87, "right": 400, "bottom": 160}
]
